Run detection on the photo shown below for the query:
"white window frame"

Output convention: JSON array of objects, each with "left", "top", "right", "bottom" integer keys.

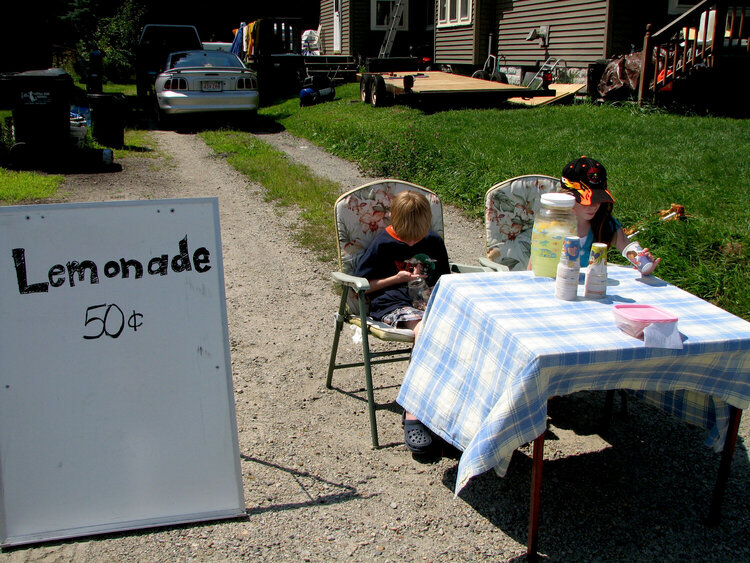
[
  {"left": 438, "top": 0, "right": 472, "bottom": 27},
  {"left": 371, "top": 0, "right": 409, "bottom": 31}
]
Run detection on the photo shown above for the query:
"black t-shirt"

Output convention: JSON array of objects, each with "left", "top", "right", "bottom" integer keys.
[{"left": 354, "top": 228, "right": 450, "bottom": 320}]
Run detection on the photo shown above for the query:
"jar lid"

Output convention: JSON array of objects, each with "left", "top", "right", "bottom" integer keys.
[{"left": 540, "top": 192, "right": 576, "bottom": 209}]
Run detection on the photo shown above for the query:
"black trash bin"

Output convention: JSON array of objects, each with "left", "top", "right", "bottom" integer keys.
[
  {"left": 88, "top": 92, "right": 126, "bottom": 149},
  {"left": 2, "top": 68, "right": 73, "bottom": 159}
]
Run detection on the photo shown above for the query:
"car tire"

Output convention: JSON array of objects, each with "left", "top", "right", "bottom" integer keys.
[
  {"left": 370, "top": 75, "right": 386, "bottom": 107},
  {"left": 360, "top": 74, "right": 372, "bottom": 104},
  {"left": 472, "top": 70, "right": 490, "bottom": 80}
]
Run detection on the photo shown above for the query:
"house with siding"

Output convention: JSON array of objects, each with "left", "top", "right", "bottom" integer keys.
[
  {"left": 319, "top": 0, "right": 748, "bottom": 105},
  {"left": 318, "top": 0, "right": 435, "bottom": 62},
  {"left": 434, "top": 0, "right": 693, "bottom": 81},
  {"left": 317, "top": 0, "right": 691, "bottom": 71}
]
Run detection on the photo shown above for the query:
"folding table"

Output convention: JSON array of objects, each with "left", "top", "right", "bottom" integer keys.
[{"left": 397, "top": 266, "right": 750, "bottom": 558}]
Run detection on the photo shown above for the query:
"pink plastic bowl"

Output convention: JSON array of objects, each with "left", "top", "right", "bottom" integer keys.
[{"left": 613, "top": 304, "right": 678, "bottom": 338}]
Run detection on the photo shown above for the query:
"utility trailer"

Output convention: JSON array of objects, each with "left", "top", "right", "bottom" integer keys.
[{"left": 359, "top": 71, "right": 557, "bottom": 108}]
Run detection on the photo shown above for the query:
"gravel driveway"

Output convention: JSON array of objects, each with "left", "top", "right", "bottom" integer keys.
[{"left": 3, "top": 129, "right": 748, "bottom": 562}]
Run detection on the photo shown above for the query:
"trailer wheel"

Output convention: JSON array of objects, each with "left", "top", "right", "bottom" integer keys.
[
  {"left": 360, "top": 74, "right": 372, "bottom": 103},
  {"left": 370, "top": 75, "right": 386, "bottom": 107}
]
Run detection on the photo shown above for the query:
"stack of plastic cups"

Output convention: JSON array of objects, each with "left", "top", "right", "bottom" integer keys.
[
  {"left": 555, "top": 236, "right": 581, "bottom": 300},
  {"left": 584, "top": 243, "right": 608, "bottom": 299}
]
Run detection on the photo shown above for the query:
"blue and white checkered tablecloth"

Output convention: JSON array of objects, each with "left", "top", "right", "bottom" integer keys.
[{"left": 396, "top": 265, "right": 750, "bottom": 495}]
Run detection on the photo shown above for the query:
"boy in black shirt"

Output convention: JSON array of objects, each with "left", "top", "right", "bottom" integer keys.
[{"left": 355, "top": 190, "right": 449, "bottom": 454}]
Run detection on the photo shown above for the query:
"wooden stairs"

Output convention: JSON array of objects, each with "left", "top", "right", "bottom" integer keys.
[{"left": 638, "top": 0, "right": 750, "bottom": 103}]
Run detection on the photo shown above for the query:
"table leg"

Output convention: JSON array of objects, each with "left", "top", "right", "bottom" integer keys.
[
  {"left": 527, "top": 431, "right": 546, "bottom": 561},
  {"left": 707, "top": 407, "right": 743, "bottom": 525}
]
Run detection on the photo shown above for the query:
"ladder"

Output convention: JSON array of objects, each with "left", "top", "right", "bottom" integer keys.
[{"left": 378, "top": 0, "right": 406, "bottom": 58}]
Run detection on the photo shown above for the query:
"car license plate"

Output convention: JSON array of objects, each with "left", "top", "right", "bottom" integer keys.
[{"left": 202, "top": 81, "right": 222, "bottom": 92}]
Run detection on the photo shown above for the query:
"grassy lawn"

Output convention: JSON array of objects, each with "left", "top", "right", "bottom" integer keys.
[
  {"left": 251, "top": 83, "right": 750, "bottom": 319},
  {"left": 199, "top": 130, "right": 341, "bottom": 262},
  {"left": 0, "top": 168, "right": 63, "bottom": 204},
  {"left": 0, "top": 129, "right": 156, "bottom": 205}
]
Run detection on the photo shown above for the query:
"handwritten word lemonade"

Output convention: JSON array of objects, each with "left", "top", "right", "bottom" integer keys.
[{"left": 530, "top": 193, "right": 577, "bottom": 278}]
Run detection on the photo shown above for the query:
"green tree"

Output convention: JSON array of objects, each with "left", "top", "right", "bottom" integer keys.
[{"left": 89, "top": 0, "right": 147, "bottom": 81}]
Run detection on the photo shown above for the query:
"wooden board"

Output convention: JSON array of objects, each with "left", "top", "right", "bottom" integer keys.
[
  {"left": 367, "top": 71, "right": 556, "bottom": 99},
  {"left": 507, "top": 83, "right": 586, "bottom": 106}
]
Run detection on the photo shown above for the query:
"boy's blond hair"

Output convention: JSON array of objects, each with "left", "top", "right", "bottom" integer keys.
[{"left": 390, "top": 191, "right": 431, "bottom": 242}]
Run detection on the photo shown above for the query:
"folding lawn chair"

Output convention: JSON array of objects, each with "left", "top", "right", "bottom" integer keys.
[
  {"left": 326, "top": 179, "right": 482, "bottom": 447},
  {"left": 480, "top": 174, "right": 562, "bottom": 271}
]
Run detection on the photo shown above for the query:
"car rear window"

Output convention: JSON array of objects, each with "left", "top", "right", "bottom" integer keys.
[{"left": 170, "top": 52, "right": 244, "bottom": 69}]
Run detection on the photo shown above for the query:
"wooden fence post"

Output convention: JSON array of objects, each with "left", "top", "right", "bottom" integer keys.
[{"left": 638, "top": 24, "right": 653, "bottom": 104}]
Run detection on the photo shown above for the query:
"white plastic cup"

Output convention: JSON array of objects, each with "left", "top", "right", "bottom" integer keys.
[{"left": 622, "top": 241, "right": 655, "bottom": 275}]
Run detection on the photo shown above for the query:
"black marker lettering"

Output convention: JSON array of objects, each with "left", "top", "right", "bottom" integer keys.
[{"left": 12, "top": 248, "right": 48, "bottom": 294}]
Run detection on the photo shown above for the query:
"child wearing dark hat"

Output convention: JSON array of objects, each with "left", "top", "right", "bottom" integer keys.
[{"left": 561, "top": 156, "right": 660, "bottom": 270}]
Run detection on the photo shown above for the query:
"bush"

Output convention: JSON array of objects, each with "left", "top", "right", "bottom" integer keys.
[{"left": 75, "top": 0, "right": 146, "bottom": 83}]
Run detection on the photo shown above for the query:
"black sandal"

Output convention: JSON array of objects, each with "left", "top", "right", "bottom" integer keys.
[{"left": 402, "top": 411, "right": 434, "bottom": 454}]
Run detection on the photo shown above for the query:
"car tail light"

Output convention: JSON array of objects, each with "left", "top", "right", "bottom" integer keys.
[
  {"left": 237, "top": 77, "right": 257, "bottom": 90},
  {"left": 166, "top": 78, "right": 188, "bottom": 90}
]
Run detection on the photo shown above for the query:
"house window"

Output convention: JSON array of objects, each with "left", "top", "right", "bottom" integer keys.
[
  {"left": 438, "top": 0, "right": 472, "bottom": 26},
  {"left": 371, "top": 0, "right": 409, "bottom": 31}
]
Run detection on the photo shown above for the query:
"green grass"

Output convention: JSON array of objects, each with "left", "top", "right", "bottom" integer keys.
[
  {"left": 252, "top": 83, "right": 750, "bottom": 319},
  {"left": 117, "top": 129, "right": 158, "bottom": 158},
  {"left": 199, "top": 130, "right": 341, "bottom": 262},
  {"left": 0, "top": 168, "right": 63, "bottom": 204},
  {"left": 0, "top": 129, "right": 155, "bottom": 205}
]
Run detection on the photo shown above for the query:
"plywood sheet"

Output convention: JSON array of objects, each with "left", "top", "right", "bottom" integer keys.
[{"left": 507, "top": 83, "right": 586, "bottom": 106}]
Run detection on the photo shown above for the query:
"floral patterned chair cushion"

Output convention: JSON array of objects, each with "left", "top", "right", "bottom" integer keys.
[
  {"left": 335, "top": 179, "right": 444, "bottom": 276},
  {"left": 485, "top": 174, "right": 562, "bottom": 271}
]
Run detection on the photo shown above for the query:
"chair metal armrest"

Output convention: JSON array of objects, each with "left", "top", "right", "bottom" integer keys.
[
  {"left": 478, "top": 257, "right": 511, "bottom": 272},
  {"left": 450, "top": 261, "right": 493, "bottom": 273},
  {"left": 331, "top": 271, "right": 371, "bottom": 293}
]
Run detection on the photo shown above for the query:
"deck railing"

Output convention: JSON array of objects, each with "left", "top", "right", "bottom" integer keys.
[{"left": 638, "top": 0, "right": 749, "bottom": 102}]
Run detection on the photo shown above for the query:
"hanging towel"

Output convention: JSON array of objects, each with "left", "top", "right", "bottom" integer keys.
[{"left": 230, "top": 23, "right": 245, "bottom": 56}]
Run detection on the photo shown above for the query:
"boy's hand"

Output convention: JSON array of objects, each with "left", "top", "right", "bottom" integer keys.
[{"left": 395, "top": 270, "right": 427, "bottom": 284}]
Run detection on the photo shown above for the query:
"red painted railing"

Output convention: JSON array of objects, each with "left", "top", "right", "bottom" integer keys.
[{"left": 638, "top": 1, "right": 749, "bottom": 102}]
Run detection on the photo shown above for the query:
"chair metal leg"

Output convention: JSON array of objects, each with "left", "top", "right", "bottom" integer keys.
[
  {"left": 527, "top": 431, "right": 546, "bottom": 561},
  {"left": 707, "top": 406, "right": 742, "bottom": 525},
  {"left": 358, "top": 292, "right": 379, "bottom": 448},
  {"left": 326, "top": 288, "right": 349, "bottom": 388}
]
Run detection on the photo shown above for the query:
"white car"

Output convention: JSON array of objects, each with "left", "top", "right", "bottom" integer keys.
[{"left": 155, "top": 50, "right": 259, "bottom": 118}]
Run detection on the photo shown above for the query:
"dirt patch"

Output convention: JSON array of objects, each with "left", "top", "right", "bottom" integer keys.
[{"left": 4, "top": 129, "right": 748, "bottom": 562}]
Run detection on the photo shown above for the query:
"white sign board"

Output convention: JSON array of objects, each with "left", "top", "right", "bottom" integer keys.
[{"left": 0, "top": 199, "right": 245, "bottom": 546}]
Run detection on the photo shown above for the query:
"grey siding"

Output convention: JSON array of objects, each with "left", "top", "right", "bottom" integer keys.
[
  {"left": 318, "top": 0, "right": 354, "bottom": 55},
  {"left": 322, "top": 0, "right": 436, "bottom": 60},
  {"left": 495, "top": 0, "right": 609, "bottom": 67},
  {"left": 320, "top": 0, "right": 334, "bottom": 53},
  {"left": 434, "top": 1, "right": 478, "bottom": 65}
]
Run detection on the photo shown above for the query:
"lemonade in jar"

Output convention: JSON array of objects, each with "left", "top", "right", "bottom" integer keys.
[{"left": 529, "top": 193, "right": 577, "bottom": 278}]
